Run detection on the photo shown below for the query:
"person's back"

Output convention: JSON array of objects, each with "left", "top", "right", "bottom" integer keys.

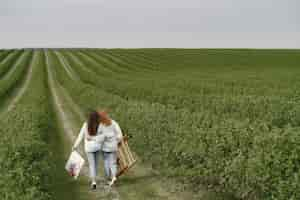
[
  {"left": 100, "top": 120, "right": 123, "bottom": 152},
  {"left": 72, "top": 111, "right": 102, "bottom": 190},
  {"left": 75, "top": 122, "right": 102, "bottom": 153},
  {"left": 93, "top": 111, "right": 123, "bottom": 186}
]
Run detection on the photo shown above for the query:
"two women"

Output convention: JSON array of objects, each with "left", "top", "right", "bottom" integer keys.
[{"left": 72, "top": 110, "right": 123, "bottom": 189}]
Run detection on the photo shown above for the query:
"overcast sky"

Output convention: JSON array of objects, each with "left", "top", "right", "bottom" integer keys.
[{"left": 0, "top": 0, "right": 299, "bottom": 48}]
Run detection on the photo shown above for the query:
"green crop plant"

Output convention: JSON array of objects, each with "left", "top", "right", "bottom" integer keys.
[
  {"left": 0, "top": 50, "right": 24, "bottom": 78},
  {"left": 49, "top": 49, "right": 300, "bottom": 200},
  {"left": 0, "top": 50, "right": 33, "bottom": 103},
  {"left": 0, "top": 48, "right": 299, "bottom": 200},
  {"left": 0, "top": 50, "right": 53, "bottom": 200}
]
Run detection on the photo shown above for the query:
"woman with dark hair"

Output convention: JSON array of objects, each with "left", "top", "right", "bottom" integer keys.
[{"left": 72, "top": 111, "right": 102, "bottom": 190}]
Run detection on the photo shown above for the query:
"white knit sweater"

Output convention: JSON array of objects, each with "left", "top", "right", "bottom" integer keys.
[
  {"left": 95, "top": 120, "right": 123, "bottom": 152},
  {"left": 72, "top": 122, "right": 102, "bottom": 153}
]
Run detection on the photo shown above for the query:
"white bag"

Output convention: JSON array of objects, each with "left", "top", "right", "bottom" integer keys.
[{"left": 65, "top": 151, "right": 85, "bottom": 179}]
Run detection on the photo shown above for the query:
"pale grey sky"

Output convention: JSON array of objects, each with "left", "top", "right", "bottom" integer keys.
[{"left": 0, "top": 0, "right": 299, "bottom": 48}]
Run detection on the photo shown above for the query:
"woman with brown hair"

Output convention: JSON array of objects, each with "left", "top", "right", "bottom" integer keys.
[{"left": 72, "top": 110, "right": 102, "bottom": 190}]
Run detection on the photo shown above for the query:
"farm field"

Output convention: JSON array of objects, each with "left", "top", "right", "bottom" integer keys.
[{"left": 0, "top": 48, "right": 299, "bottom": 200}]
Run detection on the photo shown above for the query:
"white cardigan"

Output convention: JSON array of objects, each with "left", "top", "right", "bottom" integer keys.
[
  {"left": 95, "top": 120, "right": 123, "bottom": 152},
  {"left": 72, "top": 122, "right": 102, "bottom": 153}
]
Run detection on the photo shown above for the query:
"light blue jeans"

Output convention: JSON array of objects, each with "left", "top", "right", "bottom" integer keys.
[
  {"left": 102, "top": 151, "right": 118, "bottom": 179},
  {"left": 86, "top": 150, "right": 101, "bottom": 182}
]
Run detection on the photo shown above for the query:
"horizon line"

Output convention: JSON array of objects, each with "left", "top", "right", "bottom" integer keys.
[{"left": 1, "top": 47, "right": 300, "bottom": 50}]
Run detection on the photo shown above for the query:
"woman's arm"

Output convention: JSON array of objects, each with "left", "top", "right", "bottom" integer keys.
[
  {"left": 72, "top": 122, "right": 86, "bottom": 150},
  {"left": 94, "top": 134, "right": 106, "bottom": 144},
  {"left": 86, "top": 124, "right": 105, "bottom": 143},
  {"left": 114, "top": 121, "right": 123, "bottom": 142}
]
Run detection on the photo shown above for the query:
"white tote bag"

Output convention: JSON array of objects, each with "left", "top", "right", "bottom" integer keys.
[{"left": 65, "top": 151, "right": 85, "bottom": 179}]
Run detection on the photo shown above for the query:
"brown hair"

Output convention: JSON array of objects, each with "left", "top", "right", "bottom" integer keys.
[{"left": 87, "top": 111, "right": 100, "bottom": 136}]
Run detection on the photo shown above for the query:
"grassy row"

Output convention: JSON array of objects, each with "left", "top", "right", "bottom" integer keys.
[
  {"left": 50, "top": 49, "right": 300, "bottom": 199},
  {"left": 0, "top": 50, "right": 24, "bottom": 78},
  {"left": 0, "top": 50, "right": 14, "bottom": 62},
  {"left": 96, "top": 50, "right": 158, "bottom": 71},
  {"left": 0, "top": 50, "right": 54, "bottom": 200},
  {"left": 79, "top": 50, "right": 135, "bottom": 73},
  {"left": 0, "top": 51, "right": 33, "bottom": 103},
  {"left": 62, "top": 49, "right": 300, "bottom": 128},
  {"left": 101, "top": 51, "right": 156, "bottom": 72},
  {"left": 107, "top": 49, "right": 300, "bottom": 69},
  {"left": 91, "top": 49, "right": 300, "bottom": 95}
]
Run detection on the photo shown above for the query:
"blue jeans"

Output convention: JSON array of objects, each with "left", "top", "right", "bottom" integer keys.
[
  {"left": 86, "top": 150, "right": 101, "bottom": 182},
  {"left": 102, "top": 151, "right": 117, "bottom": 179}
]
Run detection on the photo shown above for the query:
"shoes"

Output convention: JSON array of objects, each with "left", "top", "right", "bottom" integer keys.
[
  {"left": 91, "top": 181, "right": 97, "bottom": 190},
  {"left": 108, "top": 177, "right": 117, "bottom": 187}
]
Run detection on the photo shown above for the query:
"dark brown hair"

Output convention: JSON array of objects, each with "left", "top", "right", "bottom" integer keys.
[{"left": 87, "top": 111, "right": 100, "bottom": 136}]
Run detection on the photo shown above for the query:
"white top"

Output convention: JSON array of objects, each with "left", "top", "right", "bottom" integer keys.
[
  {"left": 95, "top": 120, "right": 123, "bottom": 152},
  {"left": 73, "top": 122, "right": 102, "bottom": 153}
]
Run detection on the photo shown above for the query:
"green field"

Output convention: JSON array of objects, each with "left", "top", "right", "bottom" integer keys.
[{"left": 0, "top": 49, "right": 299, "bottom": 200}]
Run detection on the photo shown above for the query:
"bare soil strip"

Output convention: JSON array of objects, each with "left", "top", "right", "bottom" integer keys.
[{"left": 45, "top": 51, "right": 77, "bottom": 141}]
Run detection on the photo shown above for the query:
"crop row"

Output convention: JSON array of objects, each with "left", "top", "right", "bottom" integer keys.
[
  {"left": 0, "top": 50, "right": 24, "bottom": 78},
  {"left": 0, "top": 50, "right": 14, "bottom": 61},
  {"left": 60, "top": 50, "right": 300, "bottom": 128},
  {"left": 49, "top": 49, "right": 300, "bottom": 199},
  {"left": 0, "top": 50, "right": 33, "bottom": 105},
  {"left": 0, "top": 50, "right": 55, "bottom": 200}
]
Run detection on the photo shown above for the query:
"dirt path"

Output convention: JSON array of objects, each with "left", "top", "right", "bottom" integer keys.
[
  {"left": 46, "top": 50, "right": 121, "bottom": 200},
  {"left": 46, "top": 50, "right": 204, "bottom": 200},
  {"left": 0, "top": 51, "right": 35, "bottom": 118}
]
